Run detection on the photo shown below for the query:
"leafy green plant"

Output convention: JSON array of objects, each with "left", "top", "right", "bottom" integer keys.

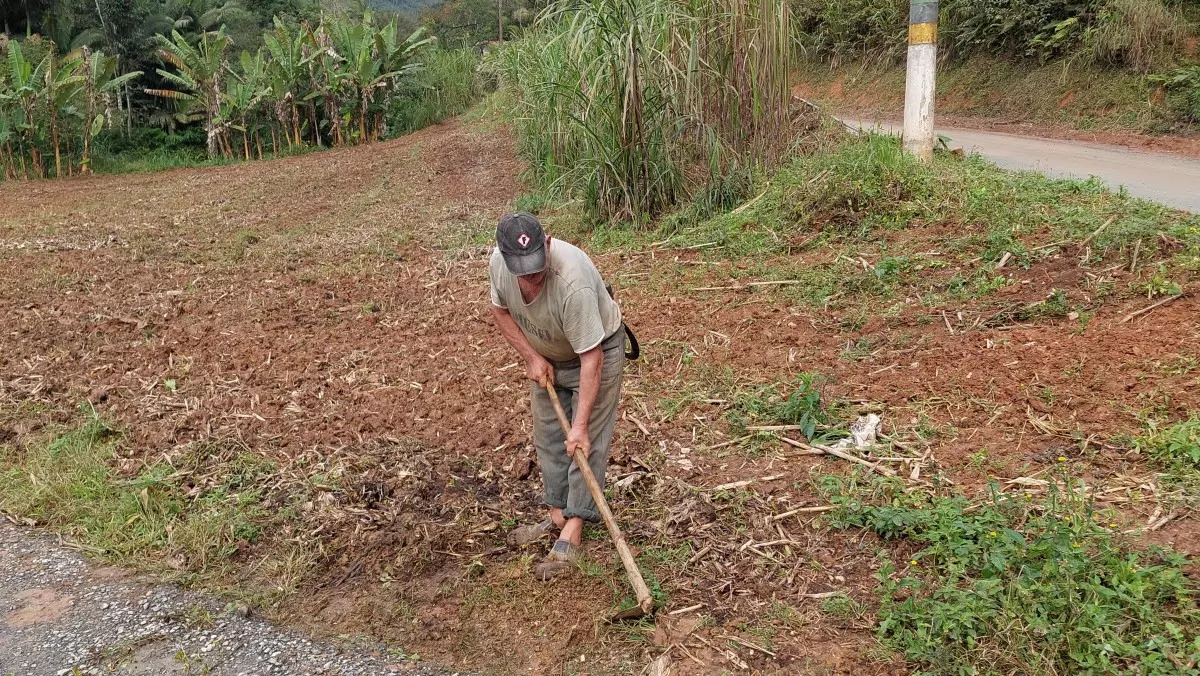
[
  {"left": 1135, "top": 416, "right": 1200, "bottom": 472},
  {"left": 1152, "top": 65, "right": 1200, "bottom": 123},
  {"left": 1142, "top": 264, "right": 1183, "bottom": 299},
  {"left": 819, "top": 473, "right": 1200, "bottom": 674},
  {"left": 729, "top": 372, "right": 845, "bottom": 442}
]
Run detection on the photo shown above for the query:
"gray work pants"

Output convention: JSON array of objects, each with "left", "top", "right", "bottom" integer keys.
[{"left": 530, "top": 330, "right": 624, "bottom": 522}]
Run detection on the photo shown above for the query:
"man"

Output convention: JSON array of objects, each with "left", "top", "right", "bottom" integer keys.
[{"left": 488, "top": 212, "right": 625, "bottom": 579}]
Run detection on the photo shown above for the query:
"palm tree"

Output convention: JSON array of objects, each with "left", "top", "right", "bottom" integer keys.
[{"left": 144, "top": 27, "right": 231, "bottom": 157}]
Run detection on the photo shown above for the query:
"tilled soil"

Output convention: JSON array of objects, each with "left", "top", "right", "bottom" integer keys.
[
  {"left": 2, "top": 116, "right": 1197, "bottom": 674},
  {"left": 0, "top": 520, "right": 445, "bottom": 675}
]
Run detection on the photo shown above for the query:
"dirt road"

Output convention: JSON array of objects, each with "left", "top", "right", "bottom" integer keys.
[
  {"left": 0, "top": 520, "right": 446, "bottom": 675},
  {"left": 841, "top": 117, "right": 1200, "bottom": 213}
]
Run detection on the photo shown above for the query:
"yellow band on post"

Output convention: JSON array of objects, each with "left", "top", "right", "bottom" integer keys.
[{"left": 908, "top": 22, "right": 938, "bottom": 45}]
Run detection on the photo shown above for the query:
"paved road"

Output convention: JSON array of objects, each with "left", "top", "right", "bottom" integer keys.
[
  {"left": 0, "top": 520, "right": 444, "bottom": 675},
  {"left": 841, "top": 117, "right": 1200, "bottom": 213}
]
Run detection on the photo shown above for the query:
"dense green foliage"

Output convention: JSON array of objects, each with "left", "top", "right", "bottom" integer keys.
[
  {"left": 822, "top": 473, "right": 1200, "bottom": 674},
  {"left": 792, "top": 0, "right": 1196, "bottom": 71},
  {"left": 2, "top": 1, "right": 483, "bottom": 178},
  {"left": 387, "top": 46, "right": 482, "bottom": 133},
  {"left": 489, "top": 0, "right": 794, "bottom": 223},
  {"left": 0, "top": 38, "right": 143, "bottom": 178},
  {"left": 1153, "top": 64, "right": 1200, "bottom": 121}
]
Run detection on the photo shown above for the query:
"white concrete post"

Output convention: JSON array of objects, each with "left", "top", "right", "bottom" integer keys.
[{"left": 903, "top": 0, "right": 938, "bottom": 162}]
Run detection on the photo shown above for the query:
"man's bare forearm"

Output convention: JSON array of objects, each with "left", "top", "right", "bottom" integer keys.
[
  {"left": 573, "top": 346, "right": 602, "bottom": 432},
  {"left": 491, "top": 305, "right": 541, "bottom": 363}
]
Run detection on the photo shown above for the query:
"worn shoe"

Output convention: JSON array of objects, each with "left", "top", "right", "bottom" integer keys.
[
  {"left": 533, "top": 540, "right": 582, "bottom": 581},
  {"left": 506, "top": 518, "right": 554, "bottom": 547}
]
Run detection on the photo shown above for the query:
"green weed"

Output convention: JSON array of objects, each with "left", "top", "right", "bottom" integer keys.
[
  {"left": 818, "top": 472, "right": 1200, "bottom": 674},
  {"left": 728, "top": 372, "right": 846, "bottom": 442},
  {"left": 1134, "top": 417, "right": 1200, "bottom": 507},
  {"left": 1141, "top": 264, "right": 1183, "bottom": 299}
]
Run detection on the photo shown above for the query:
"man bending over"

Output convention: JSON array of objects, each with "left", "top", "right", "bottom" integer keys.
[{"left": 489, "top": 212, "right": 625, "bottom": 579}]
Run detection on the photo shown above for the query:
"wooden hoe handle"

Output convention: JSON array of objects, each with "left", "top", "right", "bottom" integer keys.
[{"left": 543, "top": 383, "right": 654, "bottom": 617}]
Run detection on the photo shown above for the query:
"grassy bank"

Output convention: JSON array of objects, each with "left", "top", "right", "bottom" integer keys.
[
  {"left": 0, "top": 411, "right": 319, "bottom": 606},
  {"left": 794, "top": 56, "right": 1198, "bottom": 135},
  {"left": 540, "top": 128, "right": 1199, "bottom": 308}
]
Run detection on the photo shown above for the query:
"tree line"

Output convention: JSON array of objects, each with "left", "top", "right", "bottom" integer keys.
[{"left": 0, "top": 2, "right": 468, "bottom": 179}]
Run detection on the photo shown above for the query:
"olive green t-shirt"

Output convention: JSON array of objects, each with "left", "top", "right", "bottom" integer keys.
[{"left": 489, "top": 239, "right": 623, "bottom": 362}]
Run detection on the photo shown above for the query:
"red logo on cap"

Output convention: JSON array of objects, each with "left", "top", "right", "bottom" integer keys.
[{"left": 517, "top": 233, "right": 531, "bottom": 248}]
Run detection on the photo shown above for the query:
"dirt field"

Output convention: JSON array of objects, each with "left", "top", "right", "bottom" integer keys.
[{"left": 2, "top": 115, "right": 1198, "bottom": 673}]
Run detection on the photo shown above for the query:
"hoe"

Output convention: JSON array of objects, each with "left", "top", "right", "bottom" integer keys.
[{"left": 544, "top": 383, "right": 655, "bottom": 621}]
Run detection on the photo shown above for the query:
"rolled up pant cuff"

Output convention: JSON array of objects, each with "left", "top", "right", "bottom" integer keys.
[{"left": 562, "top": 507, "right": 601, "bottom": 523}]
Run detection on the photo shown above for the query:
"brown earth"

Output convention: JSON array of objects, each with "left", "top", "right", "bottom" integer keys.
[
  {"left": 4, "top": 588, "right": 74, "bottom": 628},
  {"left": 1, "top": 116, "right": 1197, "bottom": 674}
]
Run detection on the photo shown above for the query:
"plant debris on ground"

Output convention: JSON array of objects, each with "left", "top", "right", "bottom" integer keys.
[{"left": 1, "top": 107, "right": 1198, "bottom": 673}]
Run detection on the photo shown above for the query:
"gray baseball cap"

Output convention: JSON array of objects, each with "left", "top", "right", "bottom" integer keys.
[{"left": 496, "top": 212, "right": 547, "bottom": 276}]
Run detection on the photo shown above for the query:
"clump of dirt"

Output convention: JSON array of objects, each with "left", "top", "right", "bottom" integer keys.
[{"left": 5, "top": 588, "right": 74, "bottom": 628}]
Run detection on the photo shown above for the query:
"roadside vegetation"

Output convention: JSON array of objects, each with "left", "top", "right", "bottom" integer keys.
[
  {"left": 821, "top": 472, "right": 1199, "bottom": 674},
  {"left": 0, "top": 412, "right": 318, "bottom": 605},
  {"left": 791, "top": 0, "right": 1200, "bottom": 132},
  {"left": 484, "top": 0, "right": 793, "bottom": 222}
]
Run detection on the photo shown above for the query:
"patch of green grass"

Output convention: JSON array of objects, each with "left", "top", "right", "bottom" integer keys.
[
  {"left": 1018, "top": 288, "right": 1074, "bottom": 321},
  {"left": 840, "top": 337, "right": 876, "bottom": 361},
  {"left": 0, "top": 414, "right": 311, "bottom": 600},
  {"left": 819, "top": 593, "right": 866, "bottom": 626},
  {"left": 1154, "top": 353, "right": 1199, "bottom": 376},
  {"left": 1134, "top": 416, "right": 1200, "bottom": 507},
  {"left": 818, "top": 472, "right": 1200, "bottom": 674}
]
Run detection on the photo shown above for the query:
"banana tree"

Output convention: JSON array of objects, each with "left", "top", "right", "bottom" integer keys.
[
  {"left": 373, "top": 20, "right": 432, "bottom": 140},
  {"left": 0, "top": 112, "right": 16, "bottom": 180},
  {"left": 222, "top": 50, "right": 269, "bottom": 160},
  {"left": 5, "top": 42, "right": 50, "bottom": 178},
  {"left": 263, "top": 18, "right": 313, "bottom": 148},
  {"left": 306, "top": 22, "right": 349, "bottom": 147},
  {"left": 43, "top": 52, "right": 84, "bottom": 177},
  {"left": 329, "top": 13, "right": 389, "bottom": 143},
  {"left": 79, "top": 49, "right": 141, "bottom": 174},
  {"left": 145, "top": 28, "right": 231, "bottom": 158}
]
